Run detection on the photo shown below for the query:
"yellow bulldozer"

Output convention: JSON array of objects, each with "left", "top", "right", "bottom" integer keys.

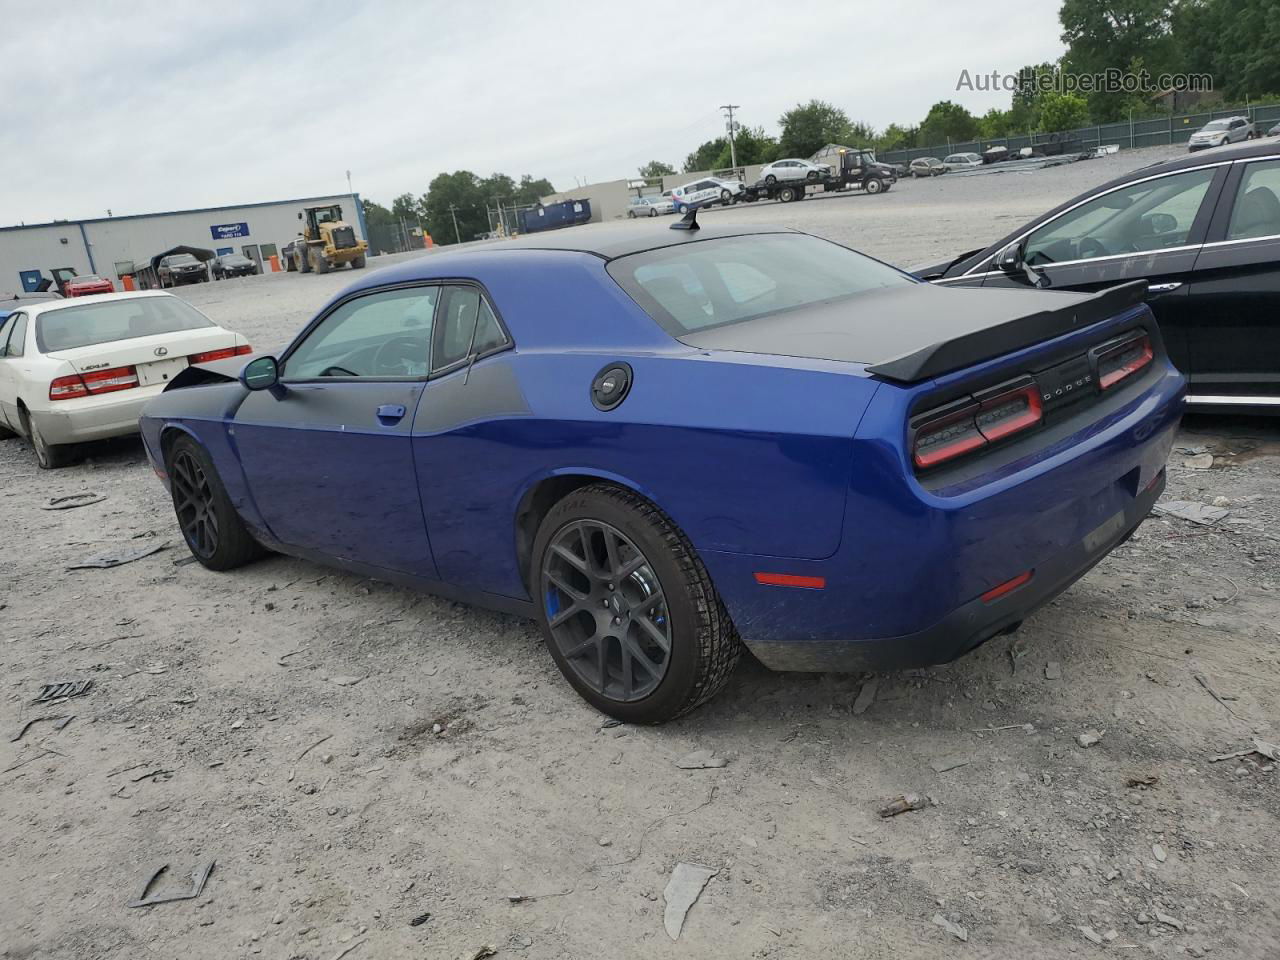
[{"left": 284, "top": 204, "right": 368, "bottom": 274}]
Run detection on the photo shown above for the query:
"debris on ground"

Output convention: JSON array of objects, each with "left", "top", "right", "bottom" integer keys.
[
  {"left": 10, "top": 715, "right": 72, "bottom": 742},
  {"left": 1076, "top": 729, "right": 1105, "bottom": 748},
  {"left": 328, "top": 675, "right": 365, "bottom": 687},
  {"left": 456, "top": 947, "right": 496, "bottom": 960},
  {"left": 126, "top": 861, "right": 215, "bottom": 908},
  {"left": 878, "top": 793, "right": 930, "bottom": 818},
  {"left": 1193, "top": 672, "right": 1242, "bottom": 718},
  {"left": 663, "top": 862, "right": 717, "bottom": 940},
  {"left": 1044, "top": 661, "right": 1062, "bottom": 681},
  {"left": 33, "top": 680, "right": 93, "bottom": 703},
  {"left": 1209, "top": 738, "right": 1280, "bottom": 763},
  {"left": 852, "top": 677, "right": 879, "bottom": 715},
  {"left": 1153, "top": 843, "right": 1168, "bottom": 863},
  {"left": 1126, "top": 773, "right": 1159, "bottom": 789},
  {"left": 675, "top": 749, "right": 727, "bottom": 770},
  {"left": 67, "top": 542, "right": 167, "bottom": 570},
  {"left": 1079, "top": 925, "right": 1104, "bottom": 945},
  {"left": 1181, "top": 453, "right": 1214, "bottom": 470},
  {"left": 407, "top": 911, "right": 431, "bottom": 927},
  {"left": 1153, "top": 500, "right": 1229, "bottom": 526},
  {"left": 1154, "top": 910, "right": 1184, "bottom": 931},
  {"left": 932, "top": 913, "right": 969, "bottom": 942},
  {"left": 929, "top": 756, "right": 970, "bottom": 774},
  {"left": 40, "top": 492, "right": 107, "bottom": 511}
]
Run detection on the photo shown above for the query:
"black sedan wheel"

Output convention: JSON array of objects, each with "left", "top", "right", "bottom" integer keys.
[
  {"left": 167, "top": 435, "right": 264, "bottom": 570},
  {"left": 534, "top": 484, "right": 741, "bottom": 723}
]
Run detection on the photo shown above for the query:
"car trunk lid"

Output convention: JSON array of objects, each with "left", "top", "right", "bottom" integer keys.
[{"left": 44, "top": 328, "right": 242, "bottom": 388}]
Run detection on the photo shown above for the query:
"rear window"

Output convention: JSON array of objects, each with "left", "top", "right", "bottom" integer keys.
[
  {"left": 36, "top": 297, "right": 215, "bottom": 353},
  {"left": 607, "top": 233, "right": 914, "bottom": 336}
]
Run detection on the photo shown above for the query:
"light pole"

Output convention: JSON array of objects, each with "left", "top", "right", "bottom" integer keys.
[
  {"left": 720, "top": 104, "right": 740, "bottom": 169},
  {"left": 345, "top": 170, "right": 353, "bottom": 195}
]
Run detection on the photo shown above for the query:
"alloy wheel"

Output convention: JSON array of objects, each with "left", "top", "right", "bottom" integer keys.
[
  {"left": 171, "top": 450, "right": 220, "bottom": 558},
  {"left": 540, "top": 519, "right": 672, "bottom": 702}
]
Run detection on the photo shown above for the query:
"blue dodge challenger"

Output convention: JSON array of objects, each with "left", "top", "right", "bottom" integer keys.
[{"left": 140, "top": 221, "right": 1186, "bottom": 722}]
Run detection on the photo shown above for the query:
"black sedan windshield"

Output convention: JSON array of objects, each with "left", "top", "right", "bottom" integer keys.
[{"left": 608, "top": 233, "right": 914, "bottom": 336}]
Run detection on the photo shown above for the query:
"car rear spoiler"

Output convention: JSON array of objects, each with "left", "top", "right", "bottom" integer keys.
[{"left": 865, "top": 280, "right": 1150, "bottom": 383}]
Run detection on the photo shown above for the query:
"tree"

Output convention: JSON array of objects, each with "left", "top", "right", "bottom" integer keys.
[
  {"left": 362, "top": 199, "right": 396, "bottom": 232},
  {"left": 917, "top": 100, "right": 978, "bottom": 146},
  {"left": 514, "top": 175, "right": 555, "bottom": 205},
  {"left": 976, "top": 108, "right": 1015, "bottom": 140},
  {"left": 391, "top": 193, "right": 420, "bottom": 222},
  {"left": 1173, "top": 0, "right": 1280, "bottom": 100},
  {"left": 684, "top": 137, "right": 727, "bottom": 172},
  {"left": 713, "top": 125, "right": 782, "bottom": 167},
  {"left": 420, "top": 171, "right": 487, "bottom": 245},
  {"left": 1060, "top": 0, "right": 1175, "bottom": 121},
  {"left": 1037, "top": 92, "right": 1091, "bottom": 131},
  {"left": 874, "top": 123, "right": 917, "bottom": 151},
  {"left": 777, "top": 100, "right": 853, "bottom": 158},
  {"left": 638, "top": 160, "right": 676, "bottom": 179}
]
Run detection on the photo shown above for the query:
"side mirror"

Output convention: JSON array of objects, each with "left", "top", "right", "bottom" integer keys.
[
  {"left": 995, "top": 241, "right": 1024, "bottom": 274},
  {"left": 240, "top": 355, "right": 280, "bottom": 391}
]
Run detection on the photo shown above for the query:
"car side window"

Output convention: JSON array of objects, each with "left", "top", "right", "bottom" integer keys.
[
  {"left": 1226, "top": 160, "right": 1280, "bottom": 241},
  {"left": 284, "top": 286, "right": 439, "bottom": 379},
  {"left": 3, "top": 313, "right": 27, "bottom": 358},
  {"left": 432, "top": 285, "right": 508, "bottom": 372},
  {"left": 1023, "top": 167, "right": 1216, "bottom": 265}
]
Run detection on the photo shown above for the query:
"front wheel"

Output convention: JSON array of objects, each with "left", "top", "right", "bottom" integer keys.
[
  {"left": 627, "top": 210, "right": 636, "bottom": 218},
  {"left": 533, "top": 484, "right": 741, "bottom": 723},
  {"left": 166, "top": 435, "right": 264, "bottom": 571},
  {"left": 649, "top": 207, "right": 658, "bottom": 217},
  {"left": 765, "top": 174, "right": 777, "bottom": 184},
  {"left": 311, "top": 248, "right": 330, "bottom": 274},
  {"left": 351, "top": 253, "right": 367, "bottom": 269},
  {"left": 864, "top": 177, "right": 884, "bottom": 194}
]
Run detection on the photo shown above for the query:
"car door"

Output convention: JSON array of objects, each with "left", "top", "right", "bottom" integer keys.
[
  {"left": 979, "top": 164, "right": 1228, "bottom": 375},
  {"left": 1182, "top": 156, "right": 1280, "bottom": 402},
  {"left": 231, "top": 284, "right": 442, "bottom": 575},
  {"left": 0, "top": 312, "right": 28, "bottom": 430}
]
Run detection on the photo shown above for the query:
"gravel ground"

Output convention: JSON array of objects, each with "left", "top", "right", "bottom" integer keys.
[{"left": 3, "top": 145, "right": 1278, "bottom": 960}]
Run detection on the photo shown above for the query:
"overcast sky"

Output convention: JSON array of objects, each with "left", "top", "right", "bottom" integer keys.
[{"left": 1, "top": 0, "right": 1065, "bottom": 224}]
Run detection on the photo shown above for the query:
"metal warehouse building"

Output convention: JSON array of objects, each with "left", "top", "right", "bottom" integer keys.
[{"left": 0, "top": 193, "right": 369, "bottom": 294}]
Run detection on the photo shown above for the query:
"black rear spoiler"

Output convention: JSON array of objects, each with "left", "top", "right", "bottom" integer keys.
[{"left": 865, "top": 280, "right": 1150, "bottom": 383}]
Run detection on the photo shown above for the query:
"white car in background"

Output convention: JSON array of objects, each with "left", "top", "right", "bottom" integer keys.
[
  {"left": 627, "top": 195, "right": 675, "bottom": 217},
  {"left": 759, "top": 158, "right": 832, "bottom": 183},
  {"left": 943, "top": 152, "right": 983, "bottom": 168},
  {"left": 670, "top": 177, "right": 745, "bottom": 212},
  {"left": 0, "top": 291, "right": 248, "bottom": 468},
  {"left": 1188, "top": 116, "right": 1256, "bottom": 151}
]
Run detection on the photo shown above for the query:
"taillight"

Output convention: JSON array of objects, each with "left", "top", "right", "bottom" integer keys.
[
  {"left": 188, "top": 344, "right": 252, "bottom": 364},
  {"left": 49, "top": 375, "right": 89, "bottom": 400},
  {"left": 49, "top": 365, "right": 139, "bottom": 400},
  {"left": 911, "top": 376, "right": 1044, "bottom": 471},
  {"left": 1093, "top": 332, "right": 1153, "bottom": 390}
]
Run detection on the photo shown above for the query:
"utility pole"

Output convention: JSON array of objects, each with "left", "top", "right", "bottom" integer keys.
[
  {"left": 346, "top": 170, "right": 354, "bottom": 197},
  {"left": 720, "top": 104, "right": 740, "bottom": 169},
  {"left": 448, "top": 204, "right": 461, "bottom": 244}
]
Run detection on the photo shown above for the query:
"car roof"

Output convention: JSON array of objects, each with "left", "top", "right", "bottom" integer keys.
[
  {"left": 448, "top": 222, "right": 794, "bottom": 261},
  {"left": 20, "top": 290, "right": 175, "bottom": 318}
]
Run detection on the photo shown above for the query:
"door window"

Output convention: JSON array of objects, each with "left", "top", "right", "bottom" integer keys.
[
  {"left": 3, "top": 313, "right": 27, "bottom": 357},
  {"left": 1022, "top": 167, "right": 1216, "bottom": 265},
  {"left": 432, "top": 285, "right": 508, "bottom": 372},
  {"left": 284, "top": 286, "right": 439, "bottom": 380},
  {"left": 1226, "top": 160, "right": 1280, "bottom": 240}
]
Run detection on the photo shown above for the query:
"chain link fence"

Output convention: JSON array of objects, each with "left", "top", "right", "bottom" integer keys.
[{"left": 881, "top": 103, "right": 1280, "bottom": 165}]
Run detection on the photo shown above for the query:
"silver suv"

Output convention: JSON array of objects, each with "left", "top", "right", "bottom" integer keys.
[{"left": 1188, "top": 116, "right": 1256, "bottom": 152}]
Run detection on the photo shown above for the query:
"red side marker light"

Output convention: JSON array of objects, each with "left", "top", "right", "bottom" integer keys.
[
  {"left": 754, "top": 572, "right": 826, "bottom": 589},
  {"left": 981, "top": 569, "right": 1034, "bottom": 603}
]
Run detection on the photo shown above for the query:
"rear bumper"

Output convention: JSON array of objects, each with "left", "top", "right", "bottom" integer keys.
[
  {"left": 31, "top": 386, "right": 165, "bottom": 444},
  {"left": 746, "top": 469, "right": 1163, "bottom": 671}
]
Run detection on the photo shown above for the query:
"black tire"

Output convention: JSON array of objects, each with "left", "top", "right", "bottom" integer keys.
[
  {"left": 299, "top": 250, "right": 312, "bottom": 274},
  {"left": 627, "top": 210, "right": 636, "bottom": 218},
  {"left": 719, "top": 189, "right": 731, "bottom": 204},
  {"left": 165, "top": 434, "right": 264, "bottom": 571},
  {"left": 865, "top": 177, "right": 884, "bottom": 195},
  {"left": 23, "top": 411, "right": 73, "bottom": 469},
  {"left": 779, "top": 186, "right": 797, "bottom": 202},
  {"left": 351, "top": 253, "right": 367, "bottom": 269},
  {"left": 311, "top": 248, "right": 330, "bottom": 274},
  {"left": 648, "top": 207, "right": 658, "bottom": 217},
  {"left": 285, "top": 254, "right": 297, "bottom": 273},
  {"left": 765, "top": 174, "right": 777, "bottom": 184},
  {"left": 532, "top": 484, "right": 741, "bottom": 723}
]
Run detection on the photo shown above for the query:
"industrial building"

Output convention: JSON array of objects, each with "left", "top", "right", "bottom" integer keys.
[{"left": 0, "top": 193, "right": 369, "bottom": 294}]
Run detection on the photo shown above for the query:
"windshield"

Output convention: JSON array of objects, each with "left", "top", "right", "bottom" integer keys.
[
  {"left": 37, "top": 296, "right": 215, "bottom": 352},
  {"left": 70, "top": 275, "right": 103, "bottom": 283},
  {"left": 166, "top": 255, "right": 198, "bottom": 265},
  {"left": 607, "top": 233, "right": 914, "bottom": 336},
  {"left": 221, "top": 255, "right": 250, "bottom": 265}
]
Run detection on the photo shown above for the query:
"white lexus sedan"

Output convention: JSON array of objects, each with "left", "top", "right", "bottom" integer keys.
[{"left": 0, "top": 291, "right": 248, "bottom": 468}]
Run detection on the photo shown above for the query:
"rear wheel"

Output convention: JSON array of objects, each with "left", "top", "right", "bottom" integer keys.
[
  {"left": 298, "top": 250, "right": 311, "bottom": 273},
  {"left": 24, "top": 411, "right": 73, "bottom": 469},
  {"left": 351, "top": 253, "right": 367, "bottom": 269},
  {"left": 166, "top": 435, "right": 264, "bottom": 570},
  {"left": 779, "top": 186, "right": 798, "bottom": 202},
  {"left": 533, "top": 484, "right": 741, "bottom": 723}
]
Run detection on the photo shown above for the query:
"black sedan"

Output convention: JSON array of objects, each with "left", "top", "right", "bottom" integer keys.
[
  {"left": 212, "top": 254, "right": 258, "bottom": 279},
  {"left": 914, "top": 138, "right": 1280, "bottom": 412}
]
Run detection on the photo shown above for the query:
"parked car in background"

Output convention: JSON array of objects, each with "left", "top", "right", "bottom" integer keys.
[
  {"left": 909, "top": 157, "right": 949, "bottom": 177},
  {"left": 912, "top": 137, "right": 1280, "bottom": 411},
  {"left": 1268, "top": 122, "right": 1280, "bottom": 137},
  {"left": 943, "top": 152, "right": 983, "bottom": 169},
  {"left": 877, "top": 159, "right": 908, "bottom": 178},
  {"left": 63, "top": 275, "right": 115, "bottom": 297},
  {"left": 627, "top": 196, "right": 674, "bottom": 218},
  {"left": 670, "top": 177, "right": 745, "bottom": 212},
  {"left": 212, "top": 253, "right": 258, "bottom": 279},
  {"left": 1188, "top": 116, "right": 1255, "bottom": 151},
  {"left": 139, "top": 222, "right": 1182, "bottom": 722},
  {"left": 159, "top": 254, "right": 208, "bottom": 287},
  {"left": 0, "top": 291, "right": 248, "bottom": 468},
  {"left": 759, "top": 158, "right": 832, "bottom": 183}
]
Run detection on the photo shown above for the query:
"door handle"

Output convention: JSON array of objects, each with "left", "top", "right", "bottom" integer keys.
[
  {"left": 1148, "top": 282, "right": 1182, "bottom": 294},
  {"left": 375, "top": 404, "right": 406, "bottom": 425}
]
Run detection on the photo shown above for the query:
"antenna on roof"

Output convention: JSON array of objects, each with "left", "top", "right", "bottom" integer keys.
[{"left": 670, "top": 206, "right": 700, "bottom": 231}]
